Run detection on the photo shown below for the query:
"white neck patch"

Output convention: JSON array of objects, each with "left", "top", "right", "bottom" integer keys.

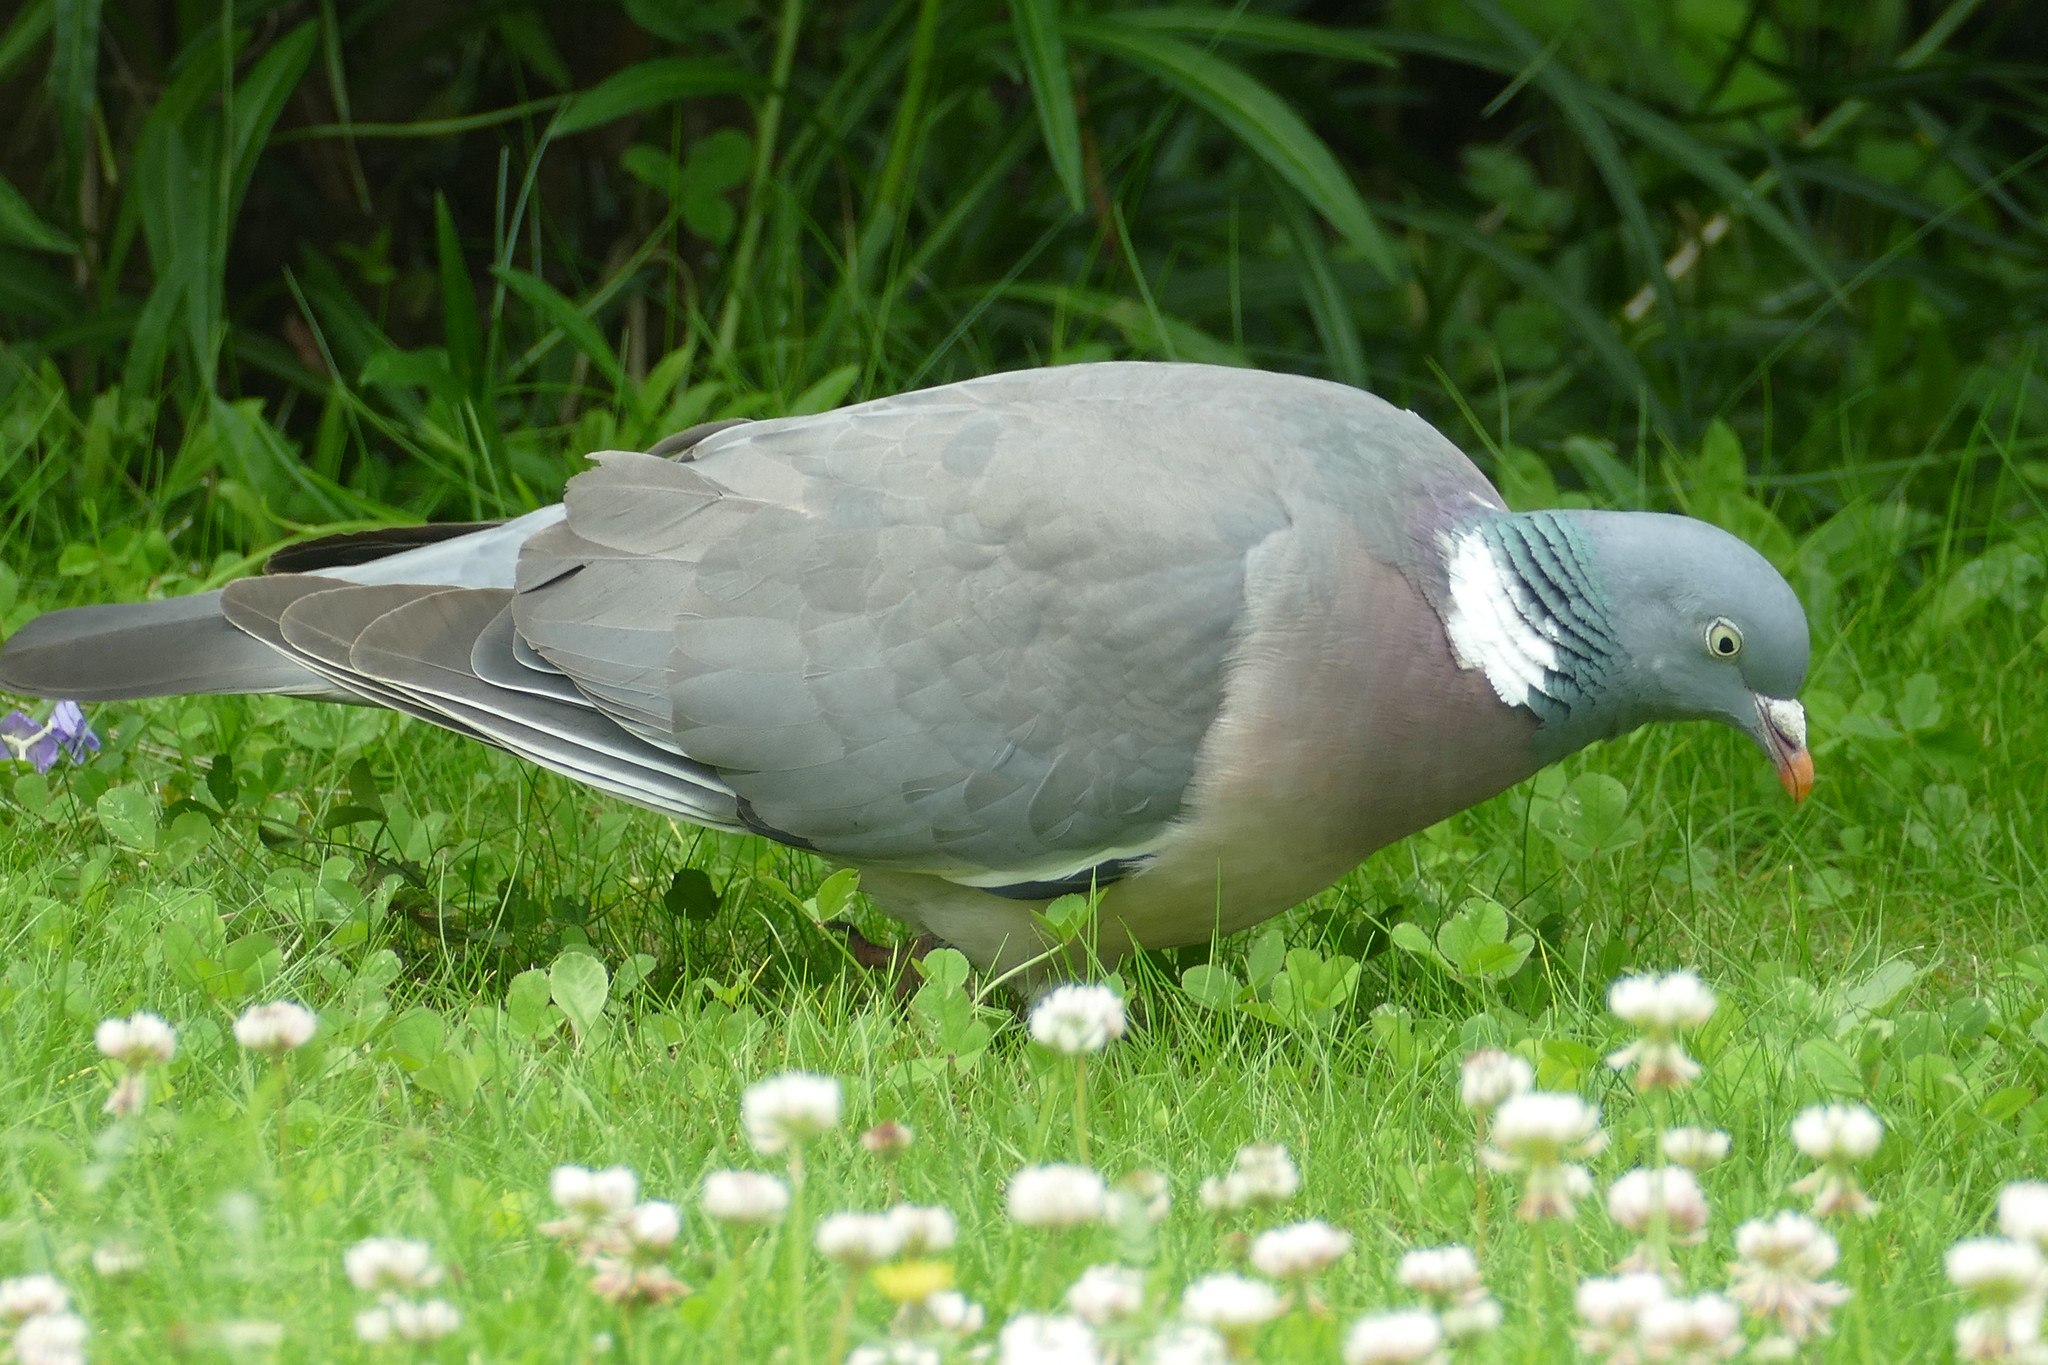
[{"left": 1440, "top": 529, "right": 1558, "bottom": 709}]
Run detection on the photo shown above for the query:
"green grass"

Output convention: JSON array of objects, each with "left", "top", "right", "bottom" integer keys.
[{"left": 2, "top": 368, "right": 2045, "bottom": 1361}]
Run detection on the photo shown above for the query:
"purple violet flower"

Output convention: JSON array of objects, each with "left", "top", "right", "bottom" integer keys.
[{"left": 2, "top": 701, "right": 100, "bottom": 773}]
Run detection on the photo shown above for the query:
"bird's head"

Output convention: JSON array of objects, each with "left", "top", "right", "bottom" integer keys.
[{"left": 1436, "top": 509, "right": 1813, "bottom": 799}]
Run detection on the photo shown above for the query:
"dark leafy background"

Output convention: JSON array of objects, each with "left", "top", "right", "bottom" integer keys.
[{"left": 0, "top": 0, "right": 2042, "bottom": 576}]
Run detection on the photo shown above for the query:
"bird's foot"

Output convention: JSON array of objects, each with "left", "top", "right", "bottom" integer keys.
[{"left": 822, "top": 922, "right": 943, "bottom": 1003}]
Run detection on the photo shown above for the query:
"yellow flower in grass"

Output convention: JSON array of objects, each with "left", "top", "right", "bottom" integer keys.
[{"left": 873, "top": 1260, "right": 955, "bottom": 1305}]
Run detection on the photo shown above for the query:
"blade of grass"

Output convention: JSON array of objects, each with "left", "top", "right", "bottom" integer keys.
[
  {"left": 227, "top": 23, "right": 318, "bottom": 219},
  {"left": 494, "top": 266, "right": 627, "bottom": 392},
  {"left": 1066, "top": 15, "right": 1400, "bottom": 284},
  {"left": 49, "top": 0, "right": 99, "bottom": 196},
  {"left": 279, "top": 98, "right": 567, "bottom": 143},
  {"left": 714, "top": 0, "right": 805, "bottom": 363},
  {"left": 1109, "top": 8, "right": 1393, "bottom": 67},
  {"left": 0, "top": 174, "right": 75, "bottom": 253},
  {"left": 314, "top": 0, "right": 370, "bottom": 212},
  {"left": 1269, "top": 171, "right": 1366, "bottom": 387},
  {"left": 996, "top": 281, "right": 1247, "bottom": 366},
  {"left": 1010, "top": 0, "right": 1087, "bottom": 213},
  {"left": 0, "top": 0, "right": 53, "bottom": 82},
  {"left": 436, "top": 195, "right": 484, "bottom": 396},
  {"left": 554, "top": 59, "right": 761, "bottom": 137},
  {"left": 857, "top": 0, "right": 941, "bottom": 280}
]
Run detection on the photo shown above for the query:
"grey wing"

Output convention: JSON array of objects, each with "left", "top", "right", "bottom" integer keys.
[
  {"left": 215, "top": 575, "right": 747, "bottom": 831},
  {"left": 513, "top": 366, "right": 1301, "bottom": 891}
]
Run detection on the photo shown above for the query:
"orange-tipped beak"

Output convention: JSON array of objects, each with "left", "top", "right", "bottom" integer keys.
[
  {"left": 1757, "top": 695, "right": 1812, "bottom": 803},
  {"left": 1776, "top": 747, "right": 1814, "bottom": 803}
]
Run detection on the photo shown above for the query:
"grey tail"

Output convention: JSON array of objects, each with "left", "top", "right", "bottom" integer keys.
[
  {"left": 0, "top": 425, "right": 724, "bottom": 711},
  {"left": 263, "top": 520, "right": 506, "bottom": 575},
  {"left": 0, "top": 591, "right": 344, "bottom": 702}
]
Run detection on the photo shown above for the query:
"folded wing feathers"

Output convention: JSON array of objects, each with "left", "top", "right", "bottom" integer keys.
[
  {"left": 219, "top": 576, "right": 475, "bottom": 729},
  {"left": 218, "top": 573, "right": 743, "bottom": 830},
  {"left": 499, "top": 388, "right": 1241, "bottom": 891}
]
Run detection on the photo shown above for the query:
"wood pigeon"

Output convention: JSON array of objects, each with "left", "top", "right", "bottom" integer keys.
[{"left": 0, "top": 363, "right": 1811, "bottom": 976}]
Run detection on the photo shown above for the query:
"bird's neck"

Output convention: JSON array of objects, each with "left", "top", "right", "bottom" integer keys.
[{"left": 1433, "top": 510, "right": 1640, "bottom": 763}]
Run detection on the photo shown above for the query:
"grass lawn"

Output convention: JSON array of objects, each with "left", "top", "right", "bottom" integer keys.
[{"left": 2, "top": 375, "right": 2045, "bottom": 1364}]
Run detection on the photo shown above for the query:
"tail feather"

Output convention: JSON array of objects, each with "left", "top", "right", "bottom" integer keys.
[
  {"left": 0, "top": 509, "right": 570, "bottom": 706},
  {"left": 263, "top": 520, "right": 506, "bottom": 575},
  {"left": 0, "top": 591, "right": 342, "bottom": 701}
]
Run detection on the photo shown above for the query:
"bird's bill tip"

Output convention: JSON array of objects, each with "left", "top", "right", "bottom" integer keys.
[
  {"left": 1756, "top": 695, "right": 1812, "bottom": 803},
  {"left": 1775, "top": 746, "right": 1814, "bottom": 802}
]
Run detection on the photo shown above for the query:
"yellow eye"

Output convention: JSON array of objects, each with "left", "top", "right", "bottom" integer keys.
[{"left": 1706, "top": 619, "right": 1743, "bottom": 658}]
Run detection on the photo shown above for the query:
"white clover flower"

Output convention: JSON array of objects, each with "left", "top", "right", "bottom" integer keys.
[
  {"left": 861, "top": 1120, "right": 915, "bottom": 1155},
  {"left": 699, "top": 1169, "right": 790, "bottom": 1224},
  {"left": 1606, "top": 971, "right": 1716, "bottom": 1090},
  {"left": 1106, "top": 1169, "right": 1172, "bottom": 1227},
  {"left": 1458, "top": 1049, "right": 1533, "bottom": 1119},
  {"left": 1607, "top": 1166, "right": 1710, "bottom": 1244},
  {"left": 1198, "top": 1142, "right": 1301, "bottom": 1212},
  {"left": 90, "top": 1243, "right": 145, "bottom": 1278},
  {"left": 1028, "top": 984, "right": 1127, "bottom": 1055},
  {"left": 2001, "top": 1183, "right": 2048, "bottom": 1256},
  {"left": 232, "top": 1001, "right": 318, "bottom": 1053},
  {"left": 1728, "top": 1211, "right": 1850, "bottom": 1346},
  {"left": 1575, "top": 1272, "right": 1671, "bottom": 1360},
  {"left": 1144, "top": 1323, "right": 1231, "bottom": 1364},
  {"left": 1396, "top": 1245, "right": 1497, "bottom": 1343},
  {"left": 998, "top": 1313, "right": 1101, "bottom": 1365},
  {"left": 588, "top": 1256, "right": 691, "bottom": 1306},
  {"left": 343, "top": 1237, "right": 441, "bottom": 1294},
  {"left": 1789, "top": 1104, "right": 1883, "bottom": 1218},
  {"left": 1178, "top": 1273, "right": 1283, "bottom": 1332},
  {"left": 848, "top": 1343, "right": 943, "bottom": 1365},
  {"left": 354, "top": 1308, "right": 394, "bottom": 1345},
  {"left": 741, "top": 1071, "right": 843, "bottom": 1155},
  {"left": 924, "top": 1289, "right": 987, "bottom": 1335},
  {"left": 1636, "top": 1292, "right": 1741, "bottom": 1362},
  {"left": 1954, "top": 1308, "right": 2048, "bottom": 1363},
  {"left": 1340, "top": 1308, "right": 1447, "bottom": 1365},
  {"left": 354, "top": 1298, "right": 461, "bottom": 1344},
  {"left": 1397, "top": 1246, "right": 1481, "bottom": 1299},
  {"left": 1790, "top": 1104, "right": 1882, "bottom": 1162},
  {"left": 541, "top": 1165, "right": 640, "bottom": 1254},
  {"left": 1249, "top": 1220, "right": 1353, "bottom": 1279},
  {"left": 1609, "top": 971, "right": 1718, "bottom": 1031},
  {"left": 95, "top": 1011, "right": 176, "bottom": 1067},
  {"left": 1659, "top": 1127, "right": 1731, "bottom": 1171},
  {"left": 551, "top": 1164, "right": 639, "bottom": 1216},
  {"left": 0, "top": 1274, "right": 70, "bottom": 1323},
  {"left": 814, "top": 1212, "right": 905, "bottom": 1267},
  {"left": 1008, "top": 1164, "right": 1108, "bottom": 1228},
  {"left": 10, "top": 1309, "right": 89, "bottom": 1365},
  {"left": 1067, "top": 1264, "right": 1146, "bottom": 1325},
  {"left": 624, "top": 1201, "right": 682, "bottom": 1254},
  {"left": 1734, "top": 1211, "right": 1839, "bottom": 1277},
  {"left": 885, "top": 1204, "right": 956, "bottom": 1256},
  {"left": 1440, "top": 1295, "right": 1504, "bottom": 1344},
  {"left": 1948, "top": 1239, "right": 2048, "bottom": 1307},
  {"left": 1482, "top": 1091, "right": 1606, "bottom": 1220}
]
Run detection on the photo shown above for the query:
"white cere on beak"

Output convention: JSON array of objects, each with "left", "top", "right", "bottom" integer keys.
[{"left": 1760, "top": 696, "right": 1807, "bottom": 749}]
